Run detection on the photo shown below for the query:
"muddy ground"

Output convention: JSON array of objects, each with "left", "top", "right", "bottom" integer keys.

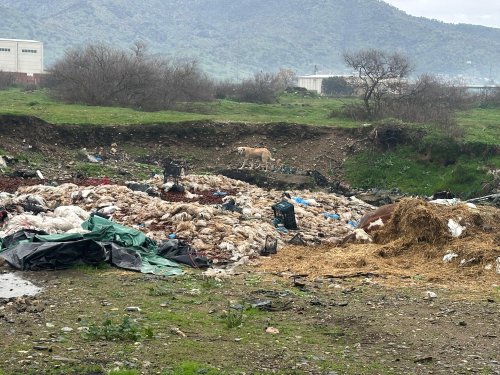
[
  {"left": 0, "top": 115, "right": 499, "bottom": 375},
  {"left": 0, "top": 265, "right": 498, "bottom": 375}
]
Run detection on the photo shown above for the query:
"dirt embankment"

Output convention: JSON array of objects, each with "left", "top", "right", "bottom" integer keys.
[{"left": 0, "top": 115, "right": 370, "bottom": 185}]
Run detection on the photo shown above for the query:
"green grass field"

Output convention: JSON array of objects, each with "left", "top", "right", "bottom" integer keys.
[
  {"left": 0, "top": 89, "right": 357, "bottom": 127},
  {"left": 1, "top": 89, "right": 498, "bottom": 143}
]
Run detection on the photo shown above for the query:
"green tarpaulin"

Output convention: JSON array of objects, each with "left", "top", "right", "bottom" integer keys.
[{"left": 0, "top": 215, "right": 183, "bottom": 276}]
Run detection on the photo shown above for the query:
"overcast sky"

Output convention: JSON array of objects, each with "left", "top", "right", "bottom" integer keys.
[{"left": 383, "top": 0, "right": 500, "bottom": 28}]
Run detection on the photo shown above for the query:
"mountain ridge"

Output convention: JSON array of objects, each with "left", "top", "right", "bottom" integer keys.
[{"left": 0, "top": 0, "right": 499, "bottom": 81}]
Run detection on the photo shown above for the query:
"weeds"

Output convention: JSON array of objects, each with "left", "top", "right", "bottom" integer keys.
[
  {"left": 222, "top": 303, "right": 245, "bottom": 328},
  {"left": 148, "top": 283, "right": 173, "bottom": 296},
  {"left": 109, "top": 370, "right": 139, "bottom": 375},
  {"left": 244, "top": 274, "right": 261, "bottom": 286},
  {"left": 165, "top": 361, "right": 224, "bottom": 375},
  {"left": 108, "top": 370, "right": 139, "bottom": 375},
  {"left": 200, "top": 277, "right": 222, "bottom": 290},
  {"left": 83, "top": 315, "right": 153, "bottom": 341}
]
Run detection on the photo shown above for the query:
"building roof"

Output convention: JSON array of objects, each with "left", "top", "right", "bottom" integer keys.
[
  {"left": 0, "top": 38, "right": 42, "bottom": 43},
  {"left": 297, "top": 75, "right": 337, "bottom": 79}
]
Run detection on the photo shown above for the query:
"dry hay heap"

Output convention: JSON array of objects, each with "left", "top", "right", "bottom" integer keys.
[
  {"left": 372, "top": 198, "right": 499, "bottom": 263},
  {"left": 374, "top": 198, "right": 451, "bottom": 250},
  {"left": 257, "top": 197, "right": 499, "bottom": 284}
]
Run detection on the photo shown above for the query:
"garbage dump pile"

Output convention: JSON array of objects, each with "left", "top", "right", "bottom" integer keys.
[
  {"left": 1, "top": 174, "right": 371, "bottom": 266},
  {"left": 258, "top": 197, "right": 500, "bottom": 280}
]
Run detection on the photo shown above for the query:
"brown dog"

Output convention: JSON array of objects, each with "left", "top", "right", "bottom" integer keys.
[{"left": 237, "top": 147, "right": 275, "bottom": 171}]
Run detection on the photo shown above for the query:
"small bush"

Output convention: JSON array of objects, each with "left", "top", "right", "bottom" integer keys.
[
  {"left": 330, "top": 102, "right": 370, "bottom": 121},
  {"left": 215, "top": 68, "right": 296, "bottom": 104},
  {"left": 322, "top": 76, "right": 354, "bottom": 97}
]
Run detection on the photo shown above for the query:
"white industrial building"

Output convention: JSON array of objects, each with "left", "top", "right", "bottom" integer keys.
[
  {"left": 297, "top": 74, "right": 336, "bottom": 94},
  {"left": 0, "top": 38, "right": 44, "bottom": 75}
]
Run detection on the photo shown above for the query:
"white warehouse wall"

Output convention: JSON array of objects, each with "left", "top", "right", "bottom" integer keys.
[{"left": 0, "top": 39, "right": 44, "bottom": 74}]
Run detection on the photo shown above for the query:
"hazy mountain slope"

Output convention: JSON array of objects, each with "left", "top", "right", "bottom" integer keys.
[{"left": 0, "top": 0, "right": 499, "bottom": 81}]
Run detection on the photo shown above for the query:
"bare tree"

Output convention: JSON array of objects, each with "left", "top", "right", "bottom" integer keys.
[
  {"left": 344, "top": 49, "right": 411, "bottom": 117},
  {"left": 275, "top": 68, "right": 296, "bottom": 89}
]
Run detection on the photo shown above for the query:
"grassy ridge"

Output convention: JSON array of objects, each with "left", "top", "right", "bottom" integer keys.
[
  {"left": 0, "top": 89, "right": 357, "bottom": 127},
  {"left": 0, "top": 88, "right": 498, "bottom": 197},
  {"left": 345, "top": 147, "right": 500, "bottom": 198}
]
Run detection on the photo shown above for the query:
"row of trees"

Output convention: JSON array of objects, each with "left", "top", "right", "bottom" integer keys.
[{"left": 46, "top": 42, "right": 296, "bottom": 109}]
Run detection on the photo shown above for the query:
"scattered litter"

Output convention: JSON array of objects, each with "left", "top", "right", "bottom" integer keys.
[
  {"left": 272, "top": 201, "right": 298, "bottom": 230},
  {"left": 424, "top": 291, "right": 437, "bottom": 299},
  {"left": 0, "top": 156, "right": 7, "bottom": 169},
  {"left": 260, "top": 235, "right": 278, "bottom": 256},
  {"left": 288, "top": 233, "right": 306, "bottom": 246},
  {"left": 323, "top": 212, "right": 340, "bottom": 220},
  {"left": 448, "top": 219, "right": 465, "bottom": 237},
  {"left": 347, "top": 220, "right": 358, "bottom": 228},
  {"left": 443, "top": 252, "right": 458, "bottom": 263},
  {"left": 293, "top": 197, "right": 309, "bottom": 206},
  {"left": 213, "top": 191, "right": 228, "bottom": 197},
  {"left": 265, "top": 326, "right": 279, "bottom": 334},
  {"left": 459, "top": 258, "right": 478, "bottom": 267},
  {"left": 125, "top": 306, "right": 142, "bottom": 312},
  {"left": 170, "top": 327, "right": 186, "bottom": 338}
]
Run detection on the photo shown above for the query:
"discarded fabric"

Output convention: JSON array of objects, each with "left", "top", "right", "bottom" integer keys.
[
  {"left": 443, "top": 252, "right": 458, "bottom": 263},
  {"left": 448, "top": 219, "right": 465, "bottom": 238}
]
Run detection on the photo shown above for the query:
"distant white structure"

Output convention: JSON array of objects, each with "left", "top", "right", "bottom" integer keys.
[
  {"left": 0, "top": 38, "right": 44, "bottom": 75},
  {"left": 297, "top": 74, "right": 336, "bottom": 94}
]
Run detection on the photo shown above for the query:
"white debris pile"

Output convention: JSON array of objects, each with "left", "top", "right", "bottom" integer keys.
[
  {"left": 11, "top": 174, "right": 372, "bottom": 263},
  {"left": 0, "top": 205, "right": 90, "bottom": 236}
]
